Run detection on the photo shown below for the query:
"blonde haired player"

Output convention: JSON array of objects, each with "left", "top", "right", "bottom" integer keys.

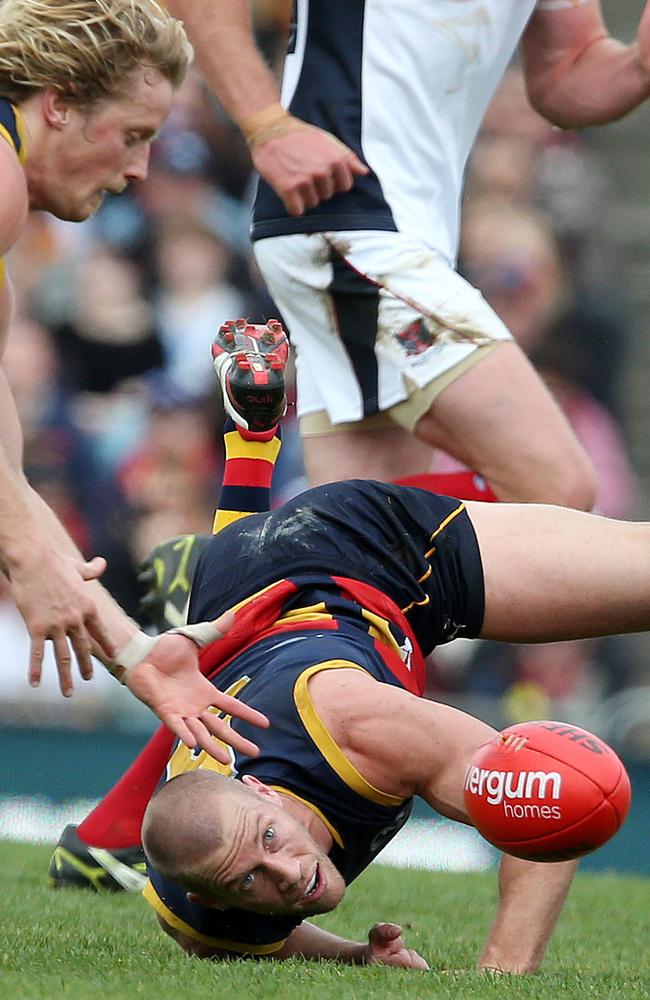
[{"left": 0, "top": 1, "right": 268, "bottom": 757}]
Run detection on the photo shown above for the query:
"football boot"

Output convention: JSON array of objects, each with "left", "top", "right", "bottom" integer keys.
[
  {"left": 211, "top": 318, "right": 289, "bottom": 433},
  {"left": 47, "top": 824, "right": 147, "bottom": 893}
]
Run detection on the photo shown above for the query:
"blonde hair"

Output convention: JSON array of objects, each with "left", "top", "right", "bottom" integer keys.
[{"left": 0, "top": 0, "right": 192, "bottom": 106}]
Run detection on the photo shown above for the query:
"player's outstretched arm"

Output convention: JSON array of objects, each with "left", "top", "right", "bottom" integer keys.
[
  {"left": 0, "top": 139, "right": 122, "bottom": 692},
  {"left": 165, "top": 0, "right": 367, "bottom": 216},
  {"left": 275, "top": 921, "right": 429, "bottom": 968},
  {"left": 158, "top": 914, "right": 428, "bottom": 967},
  {"left": 477, "top": 855, "right": 576, "bottom": 974},
  {"left": 522, "top": 1, "right": 650, "bottom": 128},
  {"left": 1, "top": 367, "right": 268, "bottom": 755},
  {"left": 309, "top": 669, "right": 576, "bottom": 974},
  {"left": 22, "top": 485, "right": 270, "bottom": 757}
]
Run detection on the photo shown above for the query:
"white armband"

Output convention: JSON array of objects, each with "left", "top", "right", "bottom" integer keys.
[{"left": 107, "top": 622, "right": 226, "bottom": 684}]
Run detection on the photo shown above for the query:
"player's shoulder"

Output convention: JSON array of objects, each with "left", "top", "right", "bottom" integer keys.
[
  {"left": 0, "top": 137, "right": 27, "bottom": 255},
  {"left": 307, "top": 664, "right": 420, "bottom": 798}
]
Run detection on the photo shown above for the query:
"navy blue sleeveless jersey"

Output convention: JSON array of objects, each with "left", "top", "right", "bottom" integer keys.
[
  {"left": 0, "top": 98, "right": 25, "bottom": 289},
  {"left": 0, "top": 98, "right": 23, "bottom": 158},
  {"left": 144, "top": 481, "right": 485, "bottom": 953},
  {"left": 251, "top": 0, "right": 396, "bottom": 241},
  {"left": 144, "top": 629, "right": 415, "bottom": 953}
]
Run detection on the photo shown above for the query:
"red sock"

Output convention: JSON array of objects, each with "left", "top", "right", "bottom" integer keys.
[
  {"left": 76, "top": 726, "right": 175, "bottom": 849},
  {"left": 394, "top": 471, "right": 498, "bottom": 502}
]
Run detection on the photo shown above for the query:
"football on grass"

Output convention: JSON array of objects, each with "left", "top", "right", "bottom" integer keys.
[{"left": 463, "top": 720, "right": 631, "bottom": 861}]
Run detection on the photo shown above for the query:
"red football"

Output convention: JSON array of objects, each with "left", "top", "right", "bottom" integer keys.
[{"left": 463, "top": 720, "right": 632, "bottom": 862}]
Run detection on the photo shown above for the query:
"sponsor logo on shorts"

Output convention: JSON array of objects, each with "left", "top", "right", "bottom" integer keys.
[
  {"left": 465, "top": 765, "right": 563, "bottom": 819},
  {"left": 395, "top": 318, "right": 436, "bottom": 356}
]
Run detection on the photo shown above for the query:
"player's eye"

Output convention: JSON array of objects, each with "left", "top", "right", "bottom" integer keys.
[
  {"left": 263, "top": 827, "right": 275, "bottom": 845},
  {"left": 241, "top": 871, "right": 255, "bottom": 890}
]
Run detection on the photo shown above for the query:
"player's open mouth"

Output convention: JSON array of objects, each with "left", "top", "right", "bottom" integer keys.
[{"left": 297, "top": 864, "right": 325, "bottom": 906}]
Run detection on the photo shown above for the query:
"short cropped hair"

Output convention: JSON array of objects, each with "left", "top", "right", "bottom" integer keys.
[{"left": 0, "top": 0, "right": 192, "bottom": 107}]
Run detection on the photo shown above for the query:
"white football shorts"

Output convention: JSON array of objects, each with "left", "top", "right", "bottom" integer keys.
[{"left": 254, "top": 230, "right": 512, "bottom": 434}]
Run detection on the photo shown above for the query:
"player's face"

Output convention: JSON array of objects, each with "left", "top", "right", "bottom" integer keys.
[
  {"left": 34, "top": 68, "right": 173, "bottom": 221},
  {"left": 201, "top": 795, "right": 347, "bottom": 917}
]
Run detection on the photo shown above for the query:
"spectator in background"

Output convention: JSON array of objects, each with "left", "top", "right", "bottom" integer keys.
[
  {"left": 468, "top": 66, "right": 628, "bottom": 415},
  {"left": 4, "top": 317, "right": 105, "bottom": 552},
  {"left": 154, "top": 222, "right": 245, "bottom": 395},
  {"left": 118, "top": 373, "right": 221, "bottom": 521},
  {"left": 52, "top": 246, "right": 164, "bottom": 395}
]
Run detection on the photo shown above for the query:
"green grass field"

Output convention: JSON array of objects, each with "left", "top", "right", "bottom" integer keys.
[{"left": 2, "top": 842, "right": 649, "bottom": 1000}]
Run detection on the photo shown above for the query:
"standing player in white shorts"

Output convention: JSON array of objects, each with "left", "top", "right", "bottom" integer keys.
[{"left": 169, "top": 0, "right": 650, "bottom": 504}]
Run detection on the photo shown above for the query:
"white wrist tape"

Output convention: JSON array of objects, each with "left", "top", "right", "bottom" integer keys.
[
  {"left": 168, "top": 621, "right": 226, "bottom": 648},
  {"left": 107, "top": 622, "right": 225, "bottom": 684},
  {"left": 108, "top": 630, "right": 157, "bottom": 684}
]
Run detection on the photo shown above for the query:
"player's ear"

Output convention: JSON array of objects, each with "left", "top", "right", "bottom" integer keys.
[
  {"left": 241, "top": 774, "right": 283, "bottom": 805},
  {"left": 42, "top": 88, "right": 72, "bottom": 129},
  {"left": 187, "top": 891, "right": 226, "bottom": 910}
]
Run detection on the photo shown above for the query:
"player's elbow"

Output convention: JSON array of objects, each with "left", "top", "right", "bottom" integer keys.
[{"left": 156, "top": 914, "right": 227, "bottom": 960}]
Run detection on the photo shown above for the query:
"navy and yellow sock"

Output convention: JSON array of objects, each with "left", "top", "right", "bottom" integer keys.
[{"left": 213, "top": 419, "right": 282, "bottom": 534}]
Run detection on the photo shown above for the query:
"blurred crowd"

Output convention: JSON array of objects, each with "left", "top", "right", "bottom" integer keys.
[{"left": 1, "top": 3, "right": 648, "bottom": 752}]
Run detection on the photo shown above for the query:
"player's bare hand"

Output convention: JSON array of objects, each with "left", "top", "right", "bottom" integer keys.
[
  {"left": 252, "top": 124, "right": 368, "bottom": 216},
  {"left": 10, "top": 549, "right": 113, "bottom": 696},
  {"left": 364, "top": 922, "right": 430, "bottom": 970},
  {"left": 124, "top": 632, "right": 269, "bottom": 762}
]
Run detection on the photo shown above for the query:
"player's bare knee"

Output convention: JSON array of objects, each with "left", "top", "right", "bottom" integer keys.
[
  {"left": 537, "top": 451, "right": 596, "bottom": 511},
  {"left": 490, "top": 440, "right": 596, "bottom": 509},
  {"left": 555, "top": 466, "right": 597, "bottom": 511}
]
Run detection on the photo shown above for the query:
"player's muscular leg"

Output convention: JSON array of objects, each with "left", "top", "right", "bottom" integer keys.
[
  {"left": 414, "top": 342, "right": 596, "bottom": 509},
  {"left": 302, "top": 424, "right": 434, "bottom": 485},
  {"left": 466, "top": 499, "right": 650, "bottom": 642}
]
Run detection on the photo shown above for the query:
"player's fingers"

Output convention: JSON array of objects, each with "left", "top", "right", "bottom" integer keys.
[
  {"left": 52, "top": 634, "right": 74, "bottom": 697},
  {"left": 280, "top": 187, "right": 307, "bottom": 217},
  {"left": 28, "top": 635, "right": 45, "bottom": 688},
  {"left": 163, "top": 714, "right": 198, "bottom": 753},
  {"left": 183, "top": 717, "right": 232, "bottom": 765},
  {"left": 408, "top": 950, "right": 430, "bottom": 971},
  {"left": 201, "top": 713, "right": 262, "bottom": 758},
  {"left": 69, "top": 627, "right": 94, "bottom": 681},
  {"left": 300, "top": 180, "right": 322, "bottom": 211},
  {"left": 370, "top": 922, "right": 402, "bottom": 942},
  {"left": 210, "top": 691, "right": 270, "bottom": 729},
  {"left": 79, "top": 556, "right": 107, "bottom": 581},
  {"left": 348, "top": 151, "right": 370, "bottom": 175},
  {"left": 313, "top": 172, "right": 336, "bottom": 202},
  {"left": 283, "top": 178, "right": 320, "bottom": 214},
  {"left": 329, "top": 160, "right": 355, "bottom": 194}
]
